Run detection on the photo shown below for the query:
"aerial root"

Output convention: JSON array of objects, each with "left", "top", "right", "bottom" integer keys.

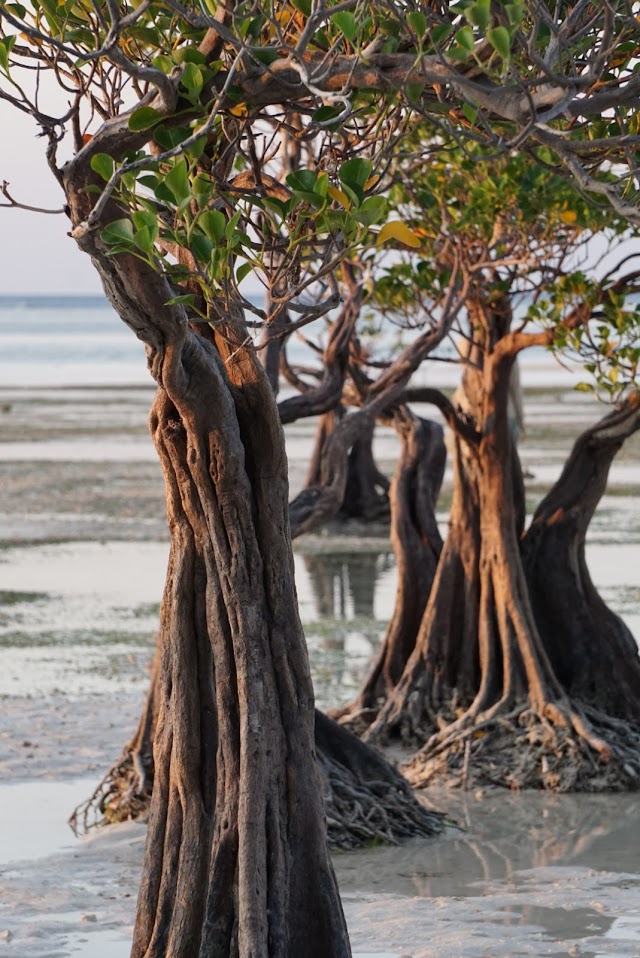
[
  {"left": 69, "top": 743, "right": 152, "bottom": 836},
  {"left": 318, "top": 744, "right": 444, "bottom": 848},
  {"left": 400, "top": 700, "right": 640, "bottom": 792},
  {"left": 71, "top": 740, "right": 445, "bottom": 849}
]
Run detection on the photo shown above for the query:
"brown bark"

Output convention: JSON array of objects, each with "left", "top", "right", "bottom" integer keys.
[
  {"left": 368, "top": 357, "right": 565, "bottom": 763},
  {"left": 359, "top": 301, "right": 640, "bottom": 791},
  {"left": 134, "top": 352, "right": 350, "bottom": 958},
  {"left": 522, "top": 392, "right": 640, "bottom": 722},
  {"left": 64, "top": 164, "right": 353, "bottom": 955},
  {"left": 73, "top": 637, "right": 443, "bottom": 851},
  {"left": 336, "top": 411, "right": 445, "bottom": 722},
  {"left": 302, "top": 410, "right": 389, "bottom": 525}
]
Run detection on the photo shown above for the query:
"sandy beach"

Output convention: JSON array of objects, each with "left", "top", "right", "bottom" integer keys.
[{"left": 1, "top": 363, "right": 640, "bottom": 957}]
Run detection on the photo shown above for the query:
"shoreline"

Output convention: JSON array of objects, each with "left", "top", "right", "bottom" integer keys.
[{"left": 1, "top": 374, "right": 639, "bottom": 957}]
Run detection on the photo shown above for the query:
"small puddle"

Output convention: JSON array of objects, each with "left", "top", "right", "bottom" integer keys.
[{"left": 0, "top": 779, "right": 93, "bottom": 864}]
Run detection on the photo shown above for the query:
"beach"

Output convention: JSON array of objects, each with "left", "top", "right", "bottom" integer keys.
[{"left": 1, "top": 297, "right": 640, "bottom": 957}]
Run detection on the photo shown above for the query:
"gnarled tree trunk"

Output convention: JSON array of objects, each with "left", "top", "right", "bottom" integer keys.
[
  {"left": 303, "top": 410, "right": 389, "bottom": 523},
  {"left": 65, "top": 139, "right": 354, "bottom": 949},
  {"left": 334, "top": 410, "right": 445, "bottom": 727},
  {"left": 134, "top": 345, "right": 351, "bottom": 958},
  {"left": 522, "top": 392, "right": 640, "bottom": 723},
  {"left": 362, "top": 321, "right": 640, "bottom": 792}
]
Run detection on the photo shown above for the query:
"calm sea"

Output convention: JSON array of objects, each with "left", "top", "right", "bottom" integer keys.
[
  {"left": 0, "top": 294, "right": 147, "bottom": 387},
  {"left": 0, "top": 293, "right": 577, "bottom": 389}
]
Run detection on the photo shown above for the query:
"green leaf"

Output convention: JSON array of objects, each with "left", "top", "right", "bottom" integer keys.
[
  {"left": 199, "top": 209, "right": 226, "bottom": 243},
  {"left": 431, "top": 23, "right": 454, "bottom": 45},
  {"left": 0, "top": 35, "right": 17, "bottom": 73},
  {"left": 173, "top": 48, "right": 206, "bottom": 65},
  {"left": 90, "top": 153, "right": 114, "bottom": 182},
  {"left": 315, "top": 172, "right": 329, "bottom": 198},
  {"left": 165, "top": 293, "right": 196, "bottom": 307},
  {"left": 181, "top": 62, "right": 204, "bottom": 96},
  {"left": 456, "top": 26, "right": 475, "bottom": 52},
  {"left": 354, "top": 195, "right": 388, "bottom": 227},
  {"left": 165, "top": 160, "right": 191, "bottom": 205},
  {"left": 466, "top": 0, "right": 491, "bottom": 32},
  {"left": 248, "top": 46, "right": 278, "bottom": 65},
  {"left": 331, "top": 11, "right": 356, "bottom": 42},
  {"left": 487, "top": 26, "right": 511, "bottom": 60},
  {"left": 339, "top": 157, "right": 373, "bottom": 192},
  {"left": 152, "top": 54, "right": 173, "bottom": 74},
  {"left": 154, "top": 182, "right": 176, "bottom": 205},
  {"left": 101, "top": 219, "right": 135, "bottom": 246},
  {"left": 133, "top": 226, "right": 155, "bottom": 254},
  {"left": 312, "top": 105, "right": 342, "bottom": 126},
  {"left": 291, "top": 0, "right": 311, "bottom": 15},
  {"left": 406, "top": 81, "right": 425, "bottom": 105},
  {"left": 462, "top": 101, "right": 478, "bottom": 125},
  {"left": 225, "top": 211, "right": 242, "bottom": 239},
  {"left": 191, "top": 233, "right": 214, "bottom": 263},
  {"left": 128, "top": 106, "right": 162, "bottom": 132},
  {"left": 154, "top": 125, "right": 191, "bottom": 150},
  {"left": 132, "top": 209, "right": 158, "bottom": 232},
  {"left": 287, "top": 169, "right": 318, "bottom": 193},
  {"left": 236, "top": 262, "right": 253, "bottom": 284},
  {"left": 407, "top": 11, "right": 426, "bottom": 38},
  {"left": 137, "top": 174, "right": 159, "bottom": 190},
  {"left": 187, "top": 135, "right": 207, "bottom": 162}
]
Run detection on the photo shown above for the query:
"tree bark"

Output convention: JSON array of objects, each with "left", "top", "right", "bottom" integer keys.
[
  {"left": 361, "top": 319, "right": 640, "bottom": 791},
  {"left": 302, "top": 410, "right": 389, "bottom": 525},
  {"left": 133, "top": 348, "right": 351, "bottom": 958},
  {"left": 64, "top": 156, "right": 354, "bottom": 952},
  {"left": 335, "top": 410, "right": 445, "bottom": 724},
  {"left": 522, "top": 392, "right": 640, "bottom": 723}
]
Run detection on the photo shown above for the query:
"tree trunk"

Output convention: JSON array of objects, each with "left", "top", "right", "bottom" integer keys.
[
  {"left": 73, "top": 633, "right": 443, "bottom": 852},
  {"left": 522, "top": 392, "right": 640, "bottom": 723},
  {"left": 303, "top": 410, "right": 389, "bottom": 524},
  {"left": 131, "top": 349, "right": 351, "bottom": 958},
  {"left": 363, "top": 343, "right": 640, "bottom": 792},
  {"left": 338, "top": 422, "right": 390, "bottom": 521},
  {"left": 64, "top": 166, "right": 353, "bottom": 952},
  {"left": 334, "top": 411, "right": 445, "bottom": 726}
]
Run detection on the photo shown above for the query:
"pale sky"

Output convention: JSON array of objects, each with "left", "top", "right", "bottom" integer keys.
[{"left": 0, "top": 101, "right": 104, "bottom": 294}]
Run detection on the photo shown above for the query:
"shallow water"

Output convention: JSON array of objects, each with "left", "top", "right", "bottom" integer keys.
[
  {"left": 1, "top": 527, "right": 638, "bottom": 702},
  {"left": 1, "top": 777, "right": 639, "bottom": 958},
  {"left": 1, "top": 307, "right": 640, "bottom": 957}
]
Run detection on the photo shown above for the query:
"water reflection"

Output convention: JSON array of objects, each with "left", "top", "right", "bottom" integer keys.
[
  {"left": 294, "top": 549, "right": 394, "bottom": 710},
  {"left": 301, "top": 551, "right": 395, "bottom": 621},
  {"left": 335, "top": 789, "right": 640, "bottom": 899}
]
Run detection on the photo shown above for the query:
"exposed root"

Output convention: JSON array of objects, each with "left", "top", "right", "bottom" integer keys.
[
  {"left": 69, "top": 742, "right": 152, "bottom": 836},
  {"left": 401, "top": 701, "right": 640, "bottom": 793},
  {"left": 70, "top": 712, "right": 445, "bottom": 849},
  {"left": 315, "top": 711, "right": 443, "bottom": 848}
]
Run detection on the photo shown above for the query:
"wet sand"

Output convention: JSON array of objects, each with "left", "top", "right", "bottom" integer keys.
[{"left": 1, "top": 381, "right": 640, "bottom": 957}]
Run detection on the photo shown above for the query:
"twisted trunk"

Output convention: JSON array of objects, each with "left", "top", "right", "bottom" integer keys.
[
  {"left": 522, "top": 392, "right": 640, "bottom": 722},
  {"left": 134, "top": 342, "right": 350, "bottom": 958},
  {"left": 362, "top": 333, "right": 640, "bottom": 791},
  {"left": 335, "top": 411, "right": 445, "bottom": 724},
  {"left": 302, "top": 410, "right": 389, "bottom": 524},
  {"left": 65, "top": 150, "right": 352, "bottom": 950}
]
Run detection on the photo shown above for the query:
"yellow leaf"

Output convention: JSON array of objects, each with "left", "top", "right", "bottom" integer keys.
[
  {"left": 376, "top": 221, "right": 422, "bottom": 248},
  {"left": 560, "top": 210, "right": 577, "bottom": 225},
  {"left": 364, "top": 175, "right": 380, "bottom": 191},
  {"left": 327, "top": 185, "right": 351, "bottom": 210}
]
